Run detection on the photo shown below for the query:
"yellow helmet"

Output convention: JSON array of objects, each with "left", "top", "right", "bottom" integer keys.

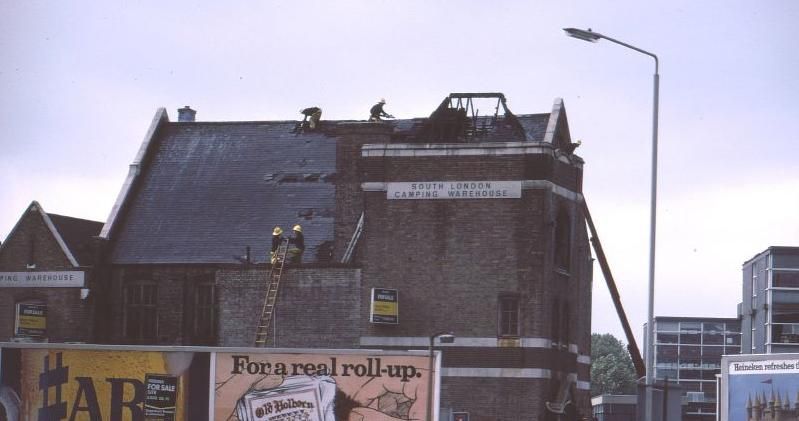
[
  {"left": 293, "top": 224, "right": 302, "bottom": 233},
  {"left": 273, "top": 227, "right": 283, "bottom": 236}
]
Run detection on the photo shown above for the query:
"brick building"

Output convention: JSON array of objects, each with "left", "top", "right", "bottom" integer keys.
[
  {"left": 93, "top": 93, "right": 593, "bottom": 420},
  {"left": 0, "top": 201, "right": 102, "bottom": 343}
]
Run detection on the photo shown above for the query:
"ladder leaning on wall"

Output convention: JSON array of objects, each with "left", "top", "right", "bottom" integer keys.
[{"left": 254, "top": 239, "right": 290, "bottom": 347}]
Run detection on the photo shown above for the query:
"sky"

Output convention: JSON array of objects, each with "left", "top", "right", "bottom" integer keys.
[{"left": 1, "top": 1, "right": 798, "bottom": 347}]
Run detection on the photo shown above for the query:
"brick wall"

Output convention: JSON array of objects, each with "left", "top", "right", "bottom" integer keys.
[
  {"left": 216, "top": 267, "right": 361, "bottom": 348},
  {"left": 356, "top": 144, "right": 593, "bottom": 417},
  {"left": 334, "top": 123, "right": 392, "bottom": 262},
  {"left": 442, "top": 377, "right": 550, "bottom": 421},
  {"left": 0, "top": 207, "right": 92, "bottom": 342},
  {"left": 107, "top": 265, "right": 217, "bottom": 345}
]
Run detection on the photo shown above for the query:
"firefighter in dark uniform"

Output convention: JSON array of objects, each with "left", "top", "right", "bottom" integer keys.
[
  {"left": 288, "top": 224, "right": 305, "bottom": 264},
  {"left": 300, "top": 107, "right": 322, "bottom": 130},
  {"left": 369, "top": 98, "right": 393, "bottom": 121}
]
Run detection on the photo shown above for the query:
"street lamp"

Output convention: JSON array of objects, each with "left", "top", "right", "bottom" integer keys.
[
  {"left": 564, "top": 27, "right": 660, "bottom": 420},
  {"left": 427, "top": 331, "right": 455, "bottom": 421}
]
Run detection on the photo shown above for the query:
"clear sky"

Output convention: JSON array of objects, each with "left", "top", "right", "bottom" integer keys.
[{"left": 1, "top": 1, "right": 797, "bottom": 346}]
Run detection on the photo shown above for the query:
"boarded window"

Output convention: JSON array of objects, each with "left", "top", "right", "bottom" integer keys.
[
  {"left": 193, "top": 282, "right": 216, "bottom": 344},
  {"left": 498, "top": 295, "right": 520, "bottom": 337},
  {"left": 554, "top": 208, "right": 571, "bottom": 271},
  {"left": 124, "top": 282, "right": 157, "bottom": 343}
]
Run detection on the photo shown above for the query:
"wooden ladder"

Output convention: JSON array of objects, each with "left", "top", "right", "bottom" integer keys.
[{"left": 254, "top": 239, "right": 289, "bottom": 347}]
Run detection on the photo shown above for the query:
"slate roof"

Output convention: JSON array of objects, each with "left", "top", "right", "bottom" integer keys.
[
  {"left": 109, "top": 108, "right": 556, "bottom": 265},
  {"left": 47, "top": 214, "right": 103, "bottom": 266},
  {"left": 110, "top": 122, "right": 337, "bottom": 264},
  {"left": 517, "top": 114, "right": 551, "bottom": 142}
]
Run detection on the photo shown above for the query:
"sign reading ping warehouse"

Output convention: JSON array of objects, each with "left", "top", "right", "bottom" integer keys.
[
  {"left": 0, "top": 271, "right": 85, "bottom": 287},
  {"left": 387, "top": 181, "right": 522, "bottom": 200}
]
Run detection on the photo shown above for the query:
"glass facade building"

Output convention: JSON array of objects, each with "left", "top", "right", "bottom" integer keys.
[
  {"left": 740, "top": 246, "right": 799, "bottom": 354},
  {"left": 646, "top": 316, "right": 741, "bottom": 421}
]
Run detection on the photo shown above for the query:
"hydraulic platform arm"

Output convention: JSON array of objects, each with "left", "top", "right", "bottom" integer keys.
[{"left": 582, "top": 199, "right": 647, "bottom": 379}]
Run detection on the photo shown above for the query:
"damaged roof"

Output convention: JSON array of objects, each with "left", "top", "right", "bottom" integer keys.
[
  {"left": 109, "top": 122, "right": 337, "bottom": 264},
  {"left": 105, "top": 95, "right": 568, "bottom": 265}
]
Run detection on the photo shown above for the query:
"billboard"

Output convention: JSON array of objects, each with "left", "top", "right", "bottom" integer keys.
[
  {"left": 214, "top": 351, "right": 434, "bottom": 421},
  {"left": 0, "top": 344, "right": 438, "bottom": 421},
  {"left": 0, "top": 346, "right": 196, "bottom": 421},
  {"left": 720, "top": 353, "right": 799, "bottom": 421}
]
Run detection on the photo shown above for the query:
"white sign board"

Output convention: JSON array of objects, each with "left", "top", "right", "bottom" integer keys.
[
  {"left": 387, "top": 181, "right": 521, "bottom": 200},
  {"left": 0, "top": 271, "right": 85, "bottom": 287}
]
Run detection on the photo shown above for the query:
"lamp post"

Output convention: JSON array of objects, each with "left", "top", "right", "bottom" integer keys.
[
  {"left": 427, "top": 331, "right": 455, "bottom": 421},
  {"left": 564, "top": 27, "right": 659, "bottom": 420}
]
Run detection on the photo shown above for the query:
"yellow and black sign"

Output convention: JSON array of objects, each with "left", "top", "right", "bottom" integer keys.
[
  {"left": 370, "top": 288, "right": 398, "bottom": 324},
  {"left": 16, "top": 303, "right": 47, "bottom": 337}
]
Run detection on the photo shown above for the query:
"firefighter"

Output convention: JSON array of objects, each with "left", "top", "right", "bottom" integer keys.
[
  {"left": 270, "top": 226, "right": 283, "bottom": 264},
  {"left": 369, "top": 98, "right": 394, "bottom": 122},
  {"left": 299, "top": 107, "right": 322, "bottom": 130},
  {"left": 287, "top": 224, "right": 305, "bottom": 264}
]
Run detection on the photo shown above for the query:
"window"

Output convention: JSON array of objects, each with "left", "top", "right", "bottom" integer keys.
[
  {"left": 498, "top": 295, "right": 519, "bottom": 337},
  {"left": 554, "top": 208, "right": 571, "bottom": 271},
  {"left": 124, "top": 282, "right": 157, "bottom": 343},
  {"left": 552, "top": 298, "right": 561, "bottom": 344},
  {"left": 750, "top": 264, "right": 758, "bottom": 310},
  {"left": 773, "top": 271, "right": 799, "bottom": 288},
  {"left": 770, "top": 290, "right": 799, "bottom": 344},
  {"left": 193, "top": 283, "right": 216, "bottom": 344}
]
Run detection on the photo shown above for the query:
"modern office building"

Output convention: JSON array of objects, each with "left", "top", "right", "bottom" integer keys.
[
  {"left": 591, "top": 394, "right": 637, "bottom": 421},
  {"left": 647, "top": 316, "right": 741, "bottom": 421},
  {"left": 740, "top": 246, "right": 799, "bottom": 354}
]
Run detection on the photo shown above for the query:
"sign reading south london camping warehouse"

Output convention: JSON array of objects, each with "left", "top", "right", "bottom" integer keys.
[{"left": 387, "top": 181, "right": 522, "bottom": 200}]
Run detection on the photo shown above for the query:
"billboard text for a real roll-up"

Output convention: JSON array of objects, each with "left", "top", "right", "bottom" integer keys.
[{"left": 215, "top": 352, "right": 433, "bottom": 421}]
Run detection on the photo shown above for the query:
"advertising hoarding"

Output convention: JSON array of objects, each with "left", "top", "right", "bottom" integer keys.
[
  {"left": 0, "top": 344, "right": 438, "bottom": 421},
  {"left": 0, "top": 345, "right": 194, "bottom": 421},
  {"left": 214, "top": 351, "right": 434, "bottom": 421},
  {"left": 720, "top": 353, "right": 799, "bottom": 421}
]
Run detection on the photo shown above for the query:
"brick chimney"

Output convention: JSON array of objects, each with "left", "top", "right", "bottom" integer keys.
[{"left": 177, "top": 106, "right": 196, "bottom": 122}]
